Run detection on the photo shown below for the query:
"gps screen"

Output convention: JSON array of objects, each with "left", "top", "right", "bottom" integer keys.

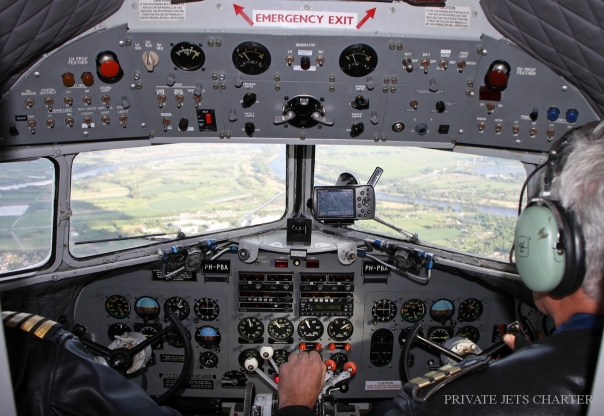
[{"left": 316, "top": 188, "right": 354, "bottom": 218}]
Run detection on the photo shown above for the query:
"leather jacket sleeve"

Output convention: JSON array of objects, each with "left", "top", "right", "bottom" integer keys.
[
  {"left": 388, "top": 328, "right": 602, "bottom": 416},
  {"left": 8, "top": 326, "right": 181, "bottom": 416}
]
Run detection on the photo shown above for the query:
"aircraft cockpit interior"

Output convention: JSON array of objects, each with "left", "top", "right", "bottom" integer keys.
[{"left": 1, "top": 0, "right": 603, "bottom": 415}]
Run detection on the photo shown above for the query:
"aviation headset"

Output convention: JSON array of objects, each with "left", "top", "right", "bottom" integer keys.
[{"left": 513, "top": 128, "right": 586, "bottom": 298}]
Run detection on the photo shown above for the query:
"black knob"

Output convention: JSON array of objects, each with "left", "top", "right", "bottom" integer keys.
[
  {"left": 242, "top": 92, "right": 257, "bottom": 108},
  {"left": 245, "top": 121, "right": 255, "bottom": 137},
  {"left": 350, "top": 122, "right": 365, "bottom": 138},
  {"left": 529, "top": 108, "right": 539, "bottom": 121},
  {"left": 300, "top": 56, "right": 311, "bottom": 70},
  {"left": 178, "top": 117, "right": 189, "bottom": 131},
  {"left": 351, "top": 95, "right": 369, "bottom": 110},
  {"left": 435, "top": 101, "right": 446, "bottom": 113}
]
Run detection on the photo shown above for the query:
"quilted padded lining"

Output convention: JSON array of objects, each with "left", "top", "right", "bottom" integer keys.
[
  {"left": 481, "top": 0, "right": 604, "bottom": 118},
  {"left": 0, "top": 0, "right": 123, "bottom": 94}
]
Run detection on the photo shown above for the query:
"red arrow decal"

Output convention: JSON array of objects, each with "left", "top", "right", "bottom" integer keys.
[
  {"left": 234, "top": 4, "right": 254, "bottom": 26},
  {"left": 356, "top": 8, "right": 376, "bottom": 29}
]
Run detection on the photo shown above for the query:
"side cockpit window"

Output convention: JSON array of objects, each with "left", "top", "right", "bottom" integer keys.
[
  {"left": 70, "top": 144, "right": 286, "bottom": 258},
  {"left": 0, "top": 159, "right": 55, "bottom": 274},
  {"left": 314, "top": 146, "right": 526, "bottom": 262}
]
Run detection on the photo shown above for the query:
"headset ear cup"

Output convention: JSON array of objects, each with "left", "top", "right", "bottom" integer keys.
[
  {"left": 514, "top": 204, "right": 566, "bottom": 292},
  {"left": 548, "top": 202, "right": 585, "bottom": 298}
]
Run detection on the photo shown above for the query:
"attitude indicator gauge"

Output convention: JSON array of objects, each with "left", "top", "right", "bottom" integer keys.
[
  {"left": 430, "top": 299, "right": 455, "bottom": 323},
  {"left": 458, "top": 298, "right": 483, "bottom": 322},
  {"left": 105, "top": 295, "right": 130, "bottom": 319},
  {"left": 339, "top": 44, "right": 378, "bottom": 77},
  {"left": 232, "top": 42, "right": 271, "bottom": 75},
  {"left": 164, "top": 296, "right": 190, "bottom": 320},
  {"left": 135, "top": 296, "right": 160, "bottom": 320},
  {"left": 268, "top": 318, "right": 294, "bottom": 341},
  {"left": 327, "top": 318, "right": 353, "bottom": 341},
  {"left": 170, "top": 42, "right": 205, "bottom": 71},
  {"left": 195, "top": 326, "right": 221, "bottom": 349},
  {"left": 238, "top": 317, "right": 264, "bottom": 341},
  {"left": 298, "top": 318, "right": 324, "bottom": 341}
]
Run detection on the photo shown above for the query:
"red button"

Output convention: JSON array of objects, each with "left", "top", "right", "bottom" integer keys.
[
  {"left": 487, "top": 70, "right": 508, "bottom": 88},
  {"left": 99, "top": 60, "right": 120, "bottom": 79},
  {"left": 205, "top": 113, "right": 213, "bottom": 124}
]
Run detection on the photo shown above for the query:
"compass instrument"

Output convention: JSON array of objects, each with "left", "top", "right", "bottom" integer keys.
[{"left": 170, "top": 42, "right": 205, "bottom": 71}]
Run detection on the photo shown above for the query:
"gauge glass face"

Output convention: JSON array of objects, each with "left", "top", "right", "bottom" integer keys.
[
  {"left": 139, "top": 325, "right": 163, "bottom": 349},
  {"left": 456, "top": 325, "right": 480, "bottom": 343},
  {"left": 105, "top": 295, "right": 131, "bottom": 319},
  {"left": 297, "top": 318, "right": 324, "bottom": 341},
  {"left": 430, "top": 299, "right": 455, "bottom": 323},
  {"left": 268, "top": 318, "right": 294, "bottom": 341},
  {"left": 232, "top": 42, "right": 272, "bottom": 75},
  {"left": 195, "top": 326, "right": 221, "bottom": 349},
  {"left": 398, "top": 326, "right": 425, "bottom": 347},
  {"left": 339, "top": 44, "right": 378, "bottom": 77},
  {"left": 194, "top": 298, "right": 220, "bottom": 321},
  {"left": 401, "top": 299, "right": 426, "bottom": 322},
  {"left": 135, "top": 296, "right": 160, "bottom": 320},
  {"left": 428, "top": 328, "right": 451, "bottom": 345},
  {"left": 238, "top": 317, "right": 264, "bottom": 341},
  {"left": 107, "top": 323, "right": 131, "bottom": 340},
  {"left": 327, "top": 318, "right": 354, "bottom": 341},
  {"left": 238, "top": 348, "right": 264, "bottom": 369},
  {"left": 458, "top": 298, "right": 483, "bottom": 322},
  {"left": 329, "top": 353, "right": 349, "bottom": 371},
  {"left": 164, "top": 296, "right": 190, "bottom": 320},
  {"left": 200, "top": 351, "right": 219, "bottom": 368},
  {"left": 372, "top": 299, "right": 397, "bottom": 322},
  {"left": 370, "top": 328, "right": 394, "bottom": 367},
  {"left": 170, "top": 42, "right": 205, "bottom": 71},
  {"left": 273, "top": 349, "right": 290, "bottom": 367},
  {"left": 166, "top": 329, "right": 191, "bottom": 348}
]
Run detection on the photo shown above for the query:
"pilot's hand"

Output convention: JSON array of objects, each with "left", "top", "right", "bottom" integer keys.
[
  {"left": 278, "top": 351, "right": 327, "bottom": 410},
  {"left": 503, "top": 333, "right": 532, "bottom": 351},
  {"left": 503, "top": 334, "right": 516, "bottom": 350}
]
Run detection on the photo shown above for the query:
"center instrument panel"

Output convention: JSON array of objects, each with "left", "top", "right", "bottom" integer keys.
[
  {"left": 74, "top": 235, "right": 513, "bottom": 401},
  {"left": 0, "top": 1, "right": 599, "bottom": 152}
]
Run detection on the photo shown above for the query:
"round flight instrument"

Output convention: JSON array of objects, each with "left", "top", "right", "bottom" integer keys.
[
  {"left": 339, "top": 44, "right": 378, "bottom": 77},
  {"left": 238, "top": 317, "right": 264, "bottom": 341},
  {"left": 105, "top": 295, "right": 131, "bottom": 319},
  {"left": 401, "top": 299, "right": 426, "bottom": 323},
  {"left": 135, "top": 296, "right": 160, "bottom": 320},
  {"left": 273, "top": 349, "right": 290, "bottom": 367},
  {"left": 428, "top": 328, "right": 451, "bottom": 345},
  {"left": 398, "top": 326, "right": 425, "bottom": 347},
  {"left": 327, "top": 318, "right": 353, "bottom": 341},
  {"left": 456, "top": 325, "right": 480, "bottom": 343},
  {"left": 458, "top": 298, "right": 483, "bottom": 322},
  {"left": 430, "top": 299, "right": 455, "bottom": 323},
  {"left": 297, "top": 318, "right": 324, "bottom": 341},
  {"left": 268, "top": 318, "right": 294, "bottom": 341},
  {"left": 329, "top": 353, "right": 349, "bottom": 371},
  {"left": 200, "top": 351, "right": 219, "bottom": 368},
  {"left": 232, "top": 42, "right": 271, "bottom": 75},
  {"left": 139, "top": 325, "right": 163, "bottom": 349},
  {"left": 170, "top": 42, "right": 205, "bottom": 71},
  {"left": 166, "top": 329, "right": 191, "bottom": 348},
  {"left": 194, "top": 298, "right": 220, "bottom": 321},
  {"left": 164, "top": 296, "right": 190, "bottom": 320},
  {"left": 372, "top": 299, "right": 397, "bottom": 322},
  {"left": 238, "top": 349, "right": 264, "bottom": 369},
  {"left": 195, "top": 326, "right": 221, "bottom": 349},
  {"left": 107, "top": 323, "right": 131, "bottom": 340}
]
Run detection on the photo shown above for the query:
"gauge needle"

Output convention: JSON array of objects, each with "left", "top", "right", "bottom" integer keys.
[
  {"left": 306, "top": 320, "right": 311, "bottom": 328},
  {"left": 248, "top": 318, "right": 252, "bottom": 327},
  {"left": 274, "top": 321, "right": 282, "bottom": 328},
  {"left": 243, "top": 52, "right": 250, "bottom": 61},
  {"left": 342, "top": 324, "right": 350, "bottom": 329}
]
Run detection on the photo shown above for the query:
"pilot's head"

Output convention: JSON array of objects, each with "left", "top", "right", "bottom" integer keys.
[{"left": 514, "top": 121, "right": 604, "bottom": 321}]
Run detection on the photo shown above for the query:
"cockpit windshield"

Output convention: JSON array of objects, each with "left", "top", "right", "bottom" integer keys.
[
  {"left": 70, "top": 143, "right": 286, "bottom": 257},
  {"left": 314, "top": 146, "right": 525, "bottom": 262}
]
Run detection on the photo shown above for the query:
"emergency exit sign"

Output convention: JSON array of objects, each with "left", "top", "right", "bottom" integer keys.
[{"left": 253, "top": 10, "right": 358, "bottom": 28}]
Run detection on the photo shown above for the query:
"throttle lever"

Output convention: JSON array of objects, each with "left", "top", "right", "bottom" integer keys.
[
  {"left": 321, "top": 370, "right": 350, "bottom": 395},
  {"left": 244, "top": 357, "right": 279, "bottom": 391}
]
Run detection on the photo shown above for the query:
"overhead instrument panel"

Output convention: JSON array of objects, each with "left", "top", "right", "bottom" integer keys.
[{"left": 0, "top": 1, "right": 598, "bottom": 152}]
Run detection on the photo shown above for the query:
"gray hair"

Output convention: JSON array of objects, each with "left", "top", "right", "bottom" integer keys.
[{"left": 550, "top": 120, "right": 604, "bottom": 302}]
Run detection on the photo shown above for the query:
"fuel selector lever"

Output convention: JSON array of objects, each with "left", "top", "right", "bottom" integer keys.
[{"left": 273, "top": 95, "right": 333, "bottom": 128}]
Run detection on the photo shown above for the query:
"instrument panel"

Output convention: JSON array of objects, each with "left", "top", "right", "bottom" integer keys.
[
  {"left": 74, "top": 233, "right": 513, "bottom": 400},
  {"left": 0, "top": 2, "right": 599, "bottom": 152}
]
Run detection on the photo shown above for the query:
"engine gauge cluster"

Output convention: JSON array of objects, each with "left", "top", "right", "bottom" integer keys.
[
  {"left": 238, "top": 317, "right": 265, "bottom": 341},
  {"left": 327, "top": 318, "right": 354, "bottom": 341}
]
